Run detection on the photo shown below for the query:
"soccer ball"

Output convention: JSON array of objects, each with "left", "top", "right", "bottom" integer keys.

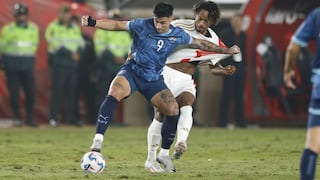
[{"left": 80, "top": 151, "right": 106, "bottom": 173}]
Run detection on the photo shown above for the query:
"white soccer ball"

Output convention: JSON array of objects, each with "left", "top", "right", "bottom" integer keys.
[{"left": 80, "top": 151, "right": 106, "bottom": 173}]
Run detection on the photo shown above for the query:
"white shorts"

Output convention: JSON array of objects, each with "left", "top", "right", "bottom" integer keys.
[{"left": 162, "top": 66, "right": 196, "bottom": 98}]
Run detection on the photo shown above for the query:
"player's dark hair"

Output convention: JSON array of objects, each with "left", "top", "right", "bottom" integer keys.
[
  {"left": 193, "top": 0, "right": 221, "bottom": 25},
  {"left": 153, "top": 2, "right": 173, "bottom": 18}
]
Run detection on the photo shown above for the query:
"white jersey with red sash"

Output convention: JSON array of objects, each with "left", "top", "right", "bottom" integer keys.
[{"left": 167, "top": 19, "right": 230, "bottom": 65}]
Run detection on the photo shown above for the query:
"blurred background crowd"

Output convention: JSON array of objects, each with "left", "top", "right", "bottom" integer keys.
[{"left": 0, "top": 0, "right": 319, "bottom": 128}]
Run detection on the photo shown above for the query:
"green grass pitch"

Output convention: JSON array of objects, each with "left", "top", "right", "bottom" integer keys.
[{"left": 0, "top": 126, "right": 318, "bottom": 179}]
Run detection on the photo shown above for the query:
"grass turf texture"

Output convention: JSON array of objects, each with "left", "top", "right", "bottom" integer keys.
[{"left": 0, "top": 126, "right": 318, "bottom": 179}]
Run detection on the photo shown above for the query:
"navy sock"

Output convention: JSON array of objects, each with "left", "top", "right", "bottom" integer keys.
[
  {"left": 300, "top": 148, "right": 318, "bottom": 180},
  {"left": 161, "top": 114, "right": 179, "bottom": 149},
  {"left": 95, "top": 95, "right": 118, "bottom": 135}
]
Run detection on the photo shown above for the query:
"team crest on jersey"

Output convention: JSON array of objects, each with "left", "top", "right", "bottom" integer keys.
[{"left": 168, "top": 37, "right": 176, "bottom": 43}]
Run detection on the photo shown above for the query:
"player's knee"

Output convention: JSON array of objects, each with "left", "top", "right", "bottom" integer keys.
[
  {"left": 307, "top": 144, "right": 320, "bottom": 154},
  {"left": 310, "top": 140, "right": 320, "bottom": 154},
  {"left": 163, "top": 102, "right": 179, "bottom": 116},
  {"left": 176, "top": 92, "right": 195, "bottom": 107},
  {"left": 108, "top": 86, "right": 129, "bottom": 101},
  {"left": 107, "top": 91, "right": 124, "bottom": 101},
  {"left": 179, "top": 99, "right": 194, "bottom": 107},
  {"left": 107, "top": 77, "right": 130, "bottom": 101}
]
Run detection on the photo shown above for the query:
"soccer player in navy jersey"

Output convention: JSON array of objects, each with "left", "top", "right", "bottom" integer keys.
[
  {"left": 284, "top": 7, "right": 320, "bottom": 180},
  {"left": 81, "top": 2, "right": 240, "bottom": 172}
]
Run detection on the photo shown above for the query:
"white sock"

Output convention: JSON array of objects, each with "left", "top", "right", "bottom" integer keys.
[
  {"left": 176, "top": 106, "right": 193, "bottom": 144},
  {"left": 93, "top": 133, "right": 104, "bottom": 142},
  {"left": 147, "top": 119, "right": 162, "bottom": 161},
  {"left": 158, "top": 148, "right": 170, "bottom": 157},
  {"left": 91, "top": 133, "right": 104, "bottom": 150}
]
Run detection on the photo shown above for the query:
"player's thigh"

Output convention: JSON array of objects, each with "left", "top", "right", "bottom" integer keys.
[
  {"left": 176, "top": 92, "right": 195, "bottom": 107},
  {"left": 163, "top": 66, "right": 196, "bottom": 98},
  {"left": 108, "top": 75, "right": 131, "bottom": 101},
  {"left": 151, "top": 88, "right": 179, "bottom": 116}
]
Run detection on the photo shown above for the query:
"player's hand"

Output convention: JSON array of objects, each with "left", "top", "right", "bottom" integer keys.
[
  {"left": 224, "top": 65, "right": 236, "bottom": 75},
  {"left": 82, "top": 16, "right": 97, "bottom": 27},
  {"left": 228, "top": 45, "right": 240, "bottom": 54},
  {"left": 81, "top": 16, "right": 89, "bottom": 26},
  {"left": 284, "top": 70, "right": 296, "bottom": 89}
]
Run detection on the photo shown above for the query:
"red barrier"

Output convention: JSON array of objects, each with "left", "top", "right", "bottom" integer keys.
[{"left": 242, "top": 0, "right": 319, "bottom": 123}]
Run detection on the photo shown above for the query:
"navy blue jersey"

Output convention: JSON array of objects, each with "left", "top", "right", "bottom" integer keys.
[
  {"left": 126, "top": 18, "right": 192, "bottom": 81},
  {"left": 292, "top": 7, "right": 320, "bottom": 70}
]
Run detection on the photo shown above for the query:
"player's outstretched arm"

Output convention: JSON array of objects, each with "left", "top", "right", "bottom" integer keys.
[
  {"left": 190, "top": 38, "right": 240, "bottom": 54},
  {"left": 284, "top": 41, "right": 300, "bottom": 89},
  {"left": 81, "top": 16, "right": 128, "bottom": 31}
]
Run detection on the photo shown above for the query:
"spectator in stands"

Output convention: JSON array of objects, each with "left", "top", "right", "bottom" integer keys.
[
  {"left": 217, "top": 13, "right": 247, "bottom": 128},
  {"left": 71, "top": 15, "right": 98, "bottom": 125},
  {"left": 256, "top": 35, "right": 292, "bottom": 115},
  {"left": 45, "top": 4, "right": 85, "bottom": 127},
  {"left": 0, "top": 3, "right": 39, "bottom": 127}
]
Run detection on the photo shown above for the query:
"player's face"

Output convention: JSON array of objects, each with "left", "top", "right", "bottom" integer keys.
[
  {"left": 153, "top": 16, "right": 173, "bottom": 34},
  {"left": 194, "top": 9, "right": 213, "bottom": 35}
]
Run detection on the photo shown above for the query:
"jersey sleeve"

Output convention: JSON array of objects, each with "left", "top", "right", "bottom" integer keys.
[
  {"left": 127, "top": 18, "right": 145, "bottom": 34},
  {"left": 292, "top": 10, "right": 316, "bottom": 47}
]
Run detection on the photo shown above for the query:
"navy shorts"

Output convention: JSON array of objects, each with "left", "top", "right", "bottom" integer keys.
[{"left": 116, "top": 61, "right": 168, "bottom": 101}]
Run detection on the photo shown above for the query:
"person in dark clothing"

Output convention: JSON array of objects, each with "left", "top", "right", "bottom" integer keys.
[
  {"left": 0, "top": 3, "right": 39, "bottom": 127},
  {"left": 256, "top": 36, "right": 291, "bottom": 115},
  {"left": 71, "top": 15, "right": 99, "bottom": 125},
  {"left": 76, "top": 34, "right": 98, "bottom": 125},
  {"left": 45, "top": 5, "right": 85, "bottom": 127},
  {"left": 218, "top": 13, "right": 247, "bottom": 128}
]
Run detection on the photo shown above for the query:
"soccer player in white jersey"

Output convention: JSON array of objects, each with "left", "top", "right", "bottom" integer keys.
[{"left": 145, "top": 1, "right": 237, "bottom": 172}]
